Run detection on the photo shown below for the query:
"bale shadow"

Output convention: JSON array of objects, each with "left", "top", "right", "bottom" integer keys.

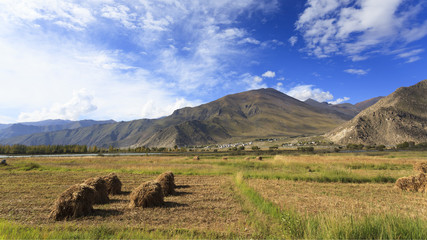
[
  {"left": 175, "top": 185, "right": 190, "bottom": 189},
  {"left": 117, "top": 191, "right": 131, "bottom": 196},
  {"left": 107, "top": 199, "right": 128, "bottom": 204},
  {"left": 171, "top": 191, "right": 191, "bottom": 196},
  {"left": 91, "top": 209, "right": 124, "bottom": 217},
  {"left": 163, "top": 201, "right": 189, "bottom": 208}
]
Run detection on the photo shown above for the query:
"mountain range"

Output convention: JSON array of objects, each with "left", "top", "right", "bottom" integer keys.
[
  {"left": 0, "top": 88, "right": 378, "bottom": 148},
  {"left": 0, "top": 120, "right": 115, "bottom": 141},
  {"left": 1, "top": 79, "right": 424, "bottom": 148}
]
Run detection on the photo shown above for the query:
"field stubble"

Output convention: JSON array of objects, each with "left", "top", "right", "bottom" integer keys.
[{"left": 0, "top": 152, "right": 426, "bottom": 238}]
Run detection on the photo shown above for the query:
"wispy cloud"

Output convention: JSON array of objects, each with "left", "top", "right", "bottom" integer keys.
[
  {"left": 295, "top": 0, "right": 427, "bottom": 61},
  {"left": 288, "top": 36, "right": 298, "bottom": 46},
  {"left": 396, "top": 49, "right": 424, "bottom": 63},
  {"left": 344, "top": 69, "right": 369, "bottom": 75}
]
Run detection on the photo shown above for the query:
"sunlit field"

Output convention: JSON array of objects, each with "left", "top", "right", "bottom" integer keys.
[{"left": 0, "top": 151, "right": 426, "bottom": 239}]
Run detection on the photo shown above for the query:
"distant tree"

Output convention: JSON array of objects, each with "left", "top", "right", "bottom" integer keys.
[
  {"left": 269, "top": 145, "right": 279, "bottom": 150},
  {"left": 375, "top": 145, "right": 386, "bottom": 151},
  {"left": 297, "top": 146, "right": 314, "bottom": 152},
  {"left": 251, "top": 146, "right": 260, "bottom": 151}
]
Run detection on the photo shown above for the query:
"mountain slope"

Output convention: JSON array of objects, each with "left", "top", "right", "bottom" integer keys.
[
  {"left": 327, "top": 80, "right": 427, "bottom": 145},
  {"left": 0, "top": 120, "right": 115, "bottom": 140},
  {"left": 1, "top": 88, "right": 349, "bottom": 148}
]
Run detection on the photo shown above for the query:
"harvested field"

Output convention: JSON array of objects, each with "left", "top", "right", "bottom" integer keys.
[
  {"left": 247, "top": 179, "right": 427, "bottom": 219},
  {"left": 0, "top": 152, "right": 426, "bottom": 239},
  {"left": 0, "top": 170, "right": 250, "bottom": 235}
]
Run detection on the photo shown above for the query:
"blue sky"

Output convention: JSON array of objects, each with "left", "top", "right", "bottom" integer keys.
[{"left": 0, "top": 0, "right": 426, "bottom": 123}]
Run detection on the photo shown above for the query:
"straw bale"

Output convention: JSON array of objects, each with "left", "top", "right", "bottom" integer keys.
[
  {"left": 129, "top": 181, "right": 164, "bottom": 208},
  {"left": 193, "top": 156, "right": 200, "bottom": 160},
  {"left": 255, "top": 156, "right": 263, "bottom": 161},
  {"left": 83, "top": 177, "right": 109, "bottom": 204},
  {"left": 414, "top": 162, "right": 427, "bottom": 173},
  {"left": 102, "top": 173, "right": 122, "bottom": 195},
  {"left": 48, "top": 184, "right": 95, "bottom": 221},
  {"left": 222, "top": 157, "right": 228, "bottom": 161},
  {"left": 156, "top": 171, "right": 175, "bottom": 196},
  {"left": 395, "top": 173, "right": 426, "bottom": 193}
]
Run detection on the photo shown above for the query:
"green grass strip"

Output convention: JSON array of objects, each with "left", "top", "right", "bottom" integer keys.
[
  {"left": 0, "top": 220, "right": 240, "bottom": 239},
  {"left": 233, "top": 172, "right": 427, "bottom": 239}
]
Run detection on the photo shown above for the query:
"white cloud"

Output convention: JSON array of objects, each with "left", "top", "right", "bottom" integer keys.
[
  {"left": 0, "top": 0, "right": 280, "bottom": 122},
  {"left": 344, "top": 68, "right": 368, "bottom": 75},
  {"left": 140, "top": 98, "right": 201, "bottom": 119},
  {"left": 275, "top": 82, "right": 285, "bottom": 92},
  {"left": 241, "top": 74, "right": 267, "bottom": 90},
  {"left": 285, "top": 85, "right": 333, "bottom": 102},
  {"left": 18, "top": 89, "right": 97, "bottom": 122},
  {"left": 260, "top": 39, "right": 284, "bottom": 49},
  {"left": 101, "top": 4, "right": 137, "bottom": 29},
  {"left": 396, "top": 48, "right": 424, "bottom": 63},
  {"left": 328, "top": 97, "right": 350, "bottom": 105},
  {"left": 254, "top": 76, "right": 263, "bottom": 83},
  {"left": 238, "top": 37, "right": 261, "bottom": 45},
  {"left": 288, "top": 36, "right": 298, "bottom": 46},
  {"left": 262, "top": 71, "right": 275, "bottom": 78},
  {"left": 0, "top": 0, "right": 96, "bottom": 31},
  {"left": 295, "top": 0, "right": 427, "bottom": 60}
]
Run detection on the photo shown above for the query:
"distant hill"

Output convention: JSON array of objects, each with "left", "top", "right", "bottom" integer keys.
[
  {"left": 1, "top": 88, "right": 350, "bottom": 148},
  {"left": 0, "top": 120, "right": 115, "bottom": 141},
  {"left": 304, "top": 96, "right": 383, "bottom": 120},
  {"left": 0, "top": 124, "right": 11, "bottom": 130},
  {"left": 354, "top": 96, "right": 384, "bottom": 110},
  {"left": 327, "top": 80, "right": 427, "bottom": 145}
]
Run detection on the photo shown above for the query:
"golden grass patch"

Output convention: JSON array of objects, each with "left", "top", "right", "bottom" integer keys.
[{"left": 248, "top": 179, "right": 427, "bottom": 219}]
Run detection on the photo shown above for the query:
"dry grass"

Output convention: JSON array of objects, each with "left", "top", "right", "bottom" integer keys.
[{"left": 248, "top": 178, "right": 427, "bottom": 220}]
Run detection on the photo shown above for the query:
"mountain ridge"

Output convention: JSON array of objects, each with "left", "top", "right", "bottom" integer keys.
[
  {"left": 1, "top": 88, "right": 349, "bottom": 147},
  {"left": 327, "top": 80, "right": 427, "bottom": 145},
  {"left": 0, "top": 119, "right": 116, "bottom": 141}
]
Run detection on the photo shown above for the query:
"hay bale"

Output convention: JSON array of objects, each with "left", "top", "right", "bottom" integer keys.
[
  {"left": 414, "top": 162, "right": 427, "bottom": 173},
  {"left": 256, "top": 156, "right": 263, "bottom": 161},
  {"left": 244, "top": 157, "right": 251, "bottom": 161},
  {"left": 395, "top": 173, "right": 426, "bottom": 193},
  {"left": 193, "top": 156, "right": 200, "bottom": 160},
  {"left": 83, "top": 177, "right": 109, "bottom": 204},
  {"left": 222, "top": 157, "right": 228, "bottom": 161},
  {"left": 155, "top": 171, "right": 175, "bottom": 196},
  {"left": 48, "top": 184, "right": 95, "bottom": 221},
  {"left": 102, "top": 173, "right": 122, "bottom": 195},
  {"left": 129, "top": 181, "right": 164, "bottom": 208}
]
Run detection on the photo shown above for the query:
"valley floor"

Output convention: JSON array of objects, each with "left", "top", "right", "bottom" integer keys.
[{"left": 0, "top": 152, "right": 426, "bottom": 239}]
